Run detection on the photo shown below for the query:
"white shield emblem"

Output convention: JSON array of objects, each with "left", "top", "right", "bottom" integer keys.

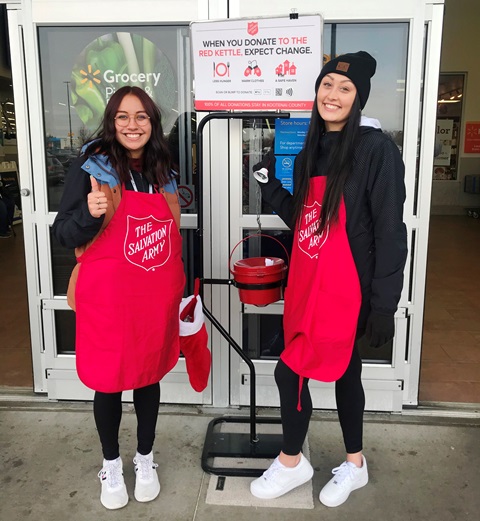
[
  {"left": 297, "top": 201, "right": 329, "bottom": 259},
  {"left": 124, "top": 215, "right": 172, "bottom": 271}
]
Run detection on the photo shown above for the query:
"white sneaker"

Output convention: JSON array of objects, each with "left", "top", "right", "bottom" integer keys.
[
  {"left": 319, "top": 455, "right": 369, "bottom": 507},
  {"left": 250, "top": 453, "right": 314, "bottom": 499},
  {"left": 97, "top": 457, "right": 129, "bottom": 510},
  {"left": 133, "top": 451, "right": 160, "bottom": 502}
]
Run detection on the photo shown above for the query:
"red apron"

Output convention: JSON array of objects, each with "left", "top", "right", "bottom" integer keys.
[
  {"left": 281, "top": 176, "right": 361, "bottom": 384},
  {"left": 75, "top": 186, "right": 185, "bottom": 393}
]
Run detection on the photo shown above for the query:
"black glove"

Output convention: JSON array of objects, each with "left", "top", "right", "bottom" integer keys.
[
  {"left": 365, "top": 311, "right": 395, "bottom": 348},
  {"left": 252, "top": 145, "right": 276, "bottom": 183}
]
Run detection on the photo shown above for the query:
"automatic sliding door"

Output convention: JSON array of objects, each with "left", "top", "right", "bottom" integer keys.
[{"left": 37, "top": 24, "right": 204, "bottom": 402}]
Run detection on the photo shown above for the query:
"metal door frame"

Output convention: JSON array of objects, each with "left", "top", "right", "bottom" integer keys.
[
  {"left": 6, "top": 0, "right": 219, "bottom": 402},
  {"left": 8, "top": 0, "right": 443, "bottom": 408},
  {"left": 213, "top": 0, "right": 445, "bottom": 412}
]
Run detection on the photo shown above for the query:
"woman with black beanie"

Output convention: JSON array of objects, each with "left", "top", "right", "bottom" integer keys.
[{"left": 250, "top": 51, "right": 407, "bottom": 507}]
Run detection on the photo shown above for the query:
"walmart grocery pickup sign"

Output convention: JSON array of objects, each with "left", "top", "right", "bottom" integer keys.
[{"left": 190, "top": 15, "right": 322, "bottom": 111}]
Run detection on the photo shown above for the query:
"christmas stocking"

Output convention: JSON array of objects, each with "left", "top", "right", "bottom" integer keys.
[{"left": 179, "top": 279, "right": 211, "bottom": 392}]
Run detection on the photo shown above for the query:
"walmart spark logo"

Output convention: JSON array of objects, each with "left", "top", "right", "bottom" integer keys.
[{"left": 80, "top": 64, "right": 101, "bottom": 88}]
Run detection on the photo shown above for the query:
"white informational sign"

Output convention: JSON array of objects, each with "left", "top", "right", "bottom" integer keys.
[
  {"left": 190, "top": 15, "right": 323, "bottom": 111},
  {"left": 434, "top": 119, "right": 454, "bottom": 167}
]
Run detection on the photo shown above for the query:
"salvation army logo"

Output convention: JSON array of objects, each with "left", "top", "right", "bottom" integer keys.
[
  {"left": 297, "top": 201, "right": 329, "bottom": 259},
  {"left": 247, "top": 22, "right": 259, "bottom": 36},
  {"left": 124, "top": 215, "right": 172, "bottom": 271}
]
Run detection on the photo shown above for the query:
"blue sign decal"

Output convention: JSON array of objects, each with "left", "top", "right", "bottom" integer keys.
[
  {"left": 277, "top": 156, "right": 295, "bottom": 194},
  {"left": 274, "top": 118, "right": 310, "bottom": 155}
]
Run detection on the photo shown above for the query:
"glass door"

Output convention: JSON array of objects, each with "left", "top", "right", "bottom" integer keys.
[
  {"left": 10, "top": 0, "right": 444, "bottom": 408},
  {"left": 9, "top": 0, "right": 211, "bottom": 402},
  {"left": 222, "top": 0, "right": 444, "bottom": 412},
  {"left": 38, "top": 23, "right": 203, "bottom": 401}
]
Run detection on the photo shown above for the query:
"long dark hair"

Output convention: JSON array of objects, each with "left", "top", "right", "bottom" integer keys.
[
  {"left": 291, "top": 94, "right": 362, "bottom": 234},
  {"left": 84, "top": 86, "right": 173, "bottom": 187}
]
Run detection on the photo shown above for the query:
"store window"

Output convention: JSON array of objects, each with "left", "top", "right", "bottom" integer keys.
[
  {"left": 433, "top": 73, "right": 465, "bottom": 180},
  {"left": 38, "top": 25, "right": 194, "bottom": 212}
]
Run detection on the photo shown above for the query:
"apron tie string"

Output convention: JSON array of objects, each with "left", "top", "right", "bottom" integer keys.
[{"left": 297, "top": 375, "right": 304, "bottom": 412}]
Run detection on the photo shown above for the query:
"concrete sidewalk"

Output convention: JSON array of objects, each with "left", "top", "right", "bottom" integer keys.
[{"left": 1, "top": 393, "right": 479, "bottom": 521}]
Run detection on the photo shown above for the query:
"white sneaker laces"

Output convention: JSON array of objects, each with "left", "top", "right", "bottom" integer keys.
[
  {"left": 262, "top": 458, "right": 284, "bottom": 481},
  {"left": 331, "top": 461, "right": 356, "bottom": 487},
  {"left": 134, "top": 455, "right": 158, "bottom": 481},
  {"left": 99, "top": 460, "right": 124, "bottom": 489}
]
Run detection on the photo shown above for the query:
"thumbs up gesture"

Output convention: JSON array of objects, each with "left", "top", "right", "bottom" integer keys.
[{"left": 87, "top": 176, "right": 107, "bottom": 218}]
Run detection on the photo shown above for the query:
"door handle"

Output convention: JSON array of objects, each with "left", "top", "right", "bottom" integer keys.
[{"left": 20, "top": 188, "right": 31, "bottom": 196}]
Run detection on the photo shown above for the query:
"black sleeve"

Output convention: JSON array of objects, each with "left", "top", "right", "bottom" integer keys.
[
  {"left": 256, "top": 150, "right": 305, "bottom": 230},
  {"left": 51, "top": 156, "right": 104, "bottom": 249},
  {"left": 368, "top": 138, "right": 408, "bottom": 315}
]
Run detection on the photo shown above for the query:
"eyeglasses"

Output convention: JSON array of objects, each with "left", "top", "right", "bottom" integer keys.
[{"left": 114, "top": 113, "right": 151, "bottom": 127}]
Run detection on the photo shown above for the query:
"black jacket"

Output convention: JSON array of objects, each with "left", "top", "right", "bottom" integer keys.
[
  {"left": 52, "top": 155, "right": 155, "bottom": 249},
  {"left": 258, "top": 126, "right": 408, "bottom": 333}
]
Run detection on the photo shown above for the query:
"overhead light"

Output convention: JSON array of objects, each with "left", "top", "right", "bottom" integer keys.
[{"left": 438, "top": 86, "right": 464, "bottom": 103}]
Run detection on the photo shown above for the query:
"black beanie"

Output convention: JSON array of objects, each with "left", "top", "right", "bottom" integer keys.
[{"left": 314, "top": 51, "right": 377, "bottom": 109}]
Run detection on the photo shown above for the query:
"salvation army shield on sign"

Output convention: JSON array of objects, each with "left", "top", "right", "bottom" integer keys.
[
  {"left": 247, "top": 21, "right": 259, "bottom": 36},
  {"left": 124, "top": 215, "right": 172, "bottom": 271}
]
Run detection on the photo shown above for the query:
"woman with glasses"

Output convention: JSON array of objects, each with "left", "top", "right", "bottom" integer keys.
[{"left": 53, "top": 86, "right": 185, "bottom": 510}]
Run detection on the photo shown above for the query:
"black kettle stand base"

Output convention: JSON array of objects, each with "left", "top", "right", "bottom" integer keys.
[
  {"left": 196, "top": 113, "right": 291, "bottom": 478},
  {"left": 201, "top": 416, "right": 283, "bottom": 477},
  {"left": 201, "top": 302, "right": 283, "bottom": 477}
]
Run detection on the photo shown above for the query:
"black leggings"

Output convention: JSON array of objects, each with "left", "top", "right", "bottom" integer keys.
[
  {"left": 275, "top": 346, "right": 365, "bottom": 456},
  {"left": 93, "top": 382, "right": 160, "bottom": 461}
]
